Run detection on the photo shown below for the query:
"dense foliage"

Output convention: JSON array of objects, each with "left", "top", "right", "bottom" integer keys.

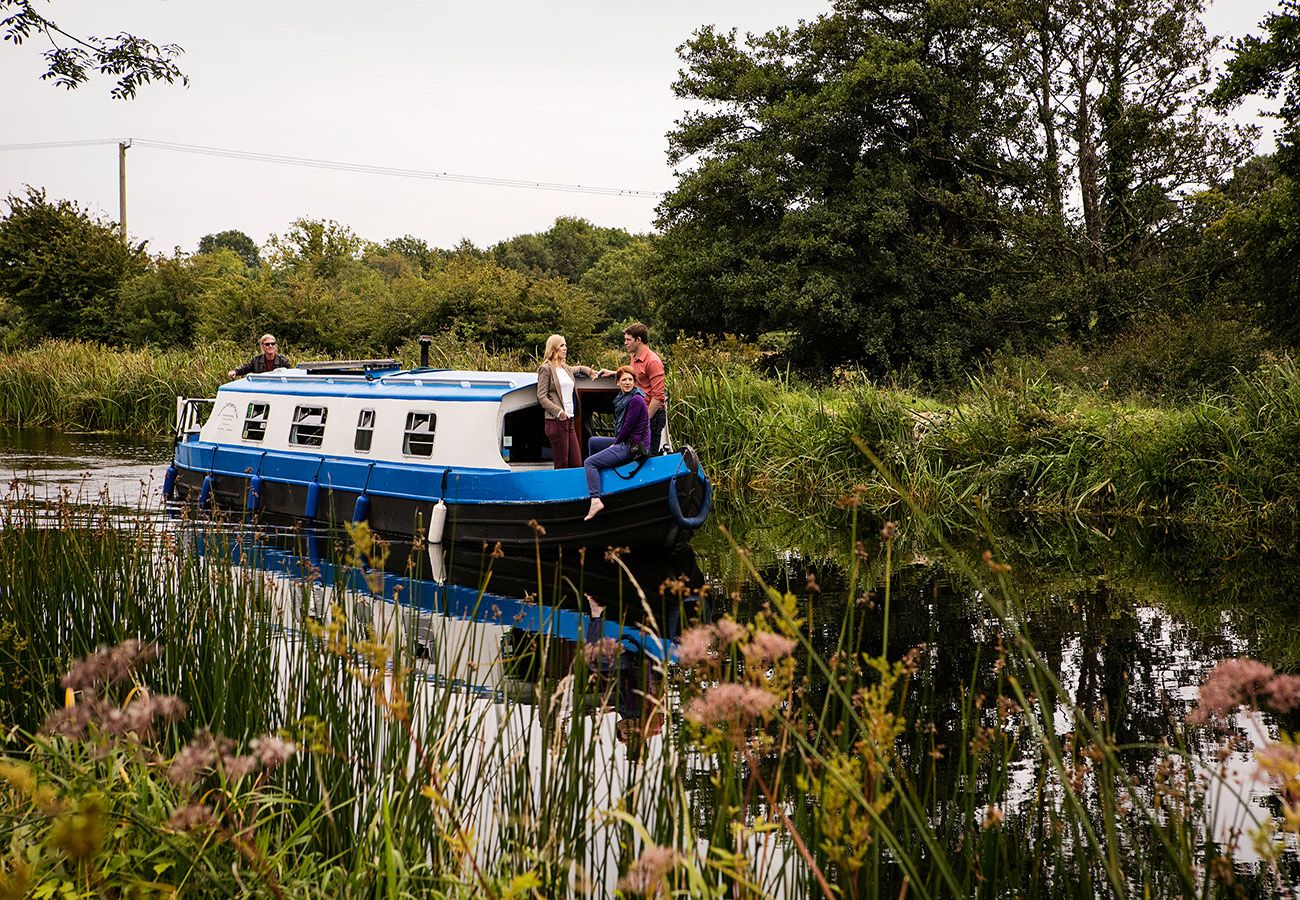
[{"left": 2, "top": 1, "right": 1299, "bottom": 388}]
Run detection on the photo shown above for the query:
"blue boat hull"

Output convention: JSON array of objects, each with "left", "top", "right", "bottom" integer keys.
[{"left": 171, "top": 439, "right": 710, "bottom": 548}]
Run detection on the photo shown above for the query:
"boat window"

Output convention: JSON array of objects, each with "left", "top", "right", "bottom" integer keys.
[
  {"left": 242, "top": 402, "right": 270, "bottom": 442},
  {"left": 354, "top": 409, "right": 375, "bottom": 453},
  {"left": 403, "top": 412, "right": 436, "bottom": 457},
  {"left": 289, "top": 405, "right": 328, "bottom": 447}
]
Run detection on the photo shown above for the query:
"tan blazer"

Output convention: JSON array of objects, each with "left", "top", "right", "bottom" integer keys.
[{"left": 537, "top": 363, "right": 593, "bottom": 420}]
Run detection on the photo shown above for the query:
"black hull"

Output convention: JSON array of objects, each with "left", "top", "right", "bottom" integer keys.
[{"left": 172, "top": 468, "right": 707, "bottom": 549}]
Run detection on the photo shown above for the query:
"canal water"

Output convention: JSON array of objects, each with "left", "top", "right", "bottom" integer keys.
[{"left": 4, "top": 425, "right": 1300, "bottom": 888}]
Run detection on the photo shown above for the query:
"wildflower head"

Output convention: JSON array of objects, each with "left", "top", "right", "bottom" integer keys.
[
  {"left": 744, "top": 631, "right": 796, "bottom": 666},
  {"left": 1189, "top": 658, "right": 1277, "bottom": 724},
  {"left": 250, "top": 735, "right": 296, "bottom": 770},
  {"left": 618, "top": 843, "right": 682, "bottom": 896},
  {"left": 583, "top": 637, "right": 622, "bottom": 670},
  {"left": 676, "top": 625, "right": 716, "bottom": 668},
  {"left": 61, "top": 640, "right": 159, "bottom": 693},
  {"left": 685, "top": 682, "right": 776, "bottom": 728}
]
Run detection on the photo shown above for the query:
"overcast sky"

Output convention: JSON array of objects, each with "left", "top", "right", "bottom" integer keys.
[{"left": 0, "top": 0, "right": 1282, "bottom": 255}]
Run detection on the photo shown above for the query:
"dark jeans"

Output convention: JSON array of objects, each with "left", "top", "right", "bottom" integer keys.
[
  {"left": 588, "top": 435, "right": 616, "bottom": 456},
  {"left": 544, "top": 417, "right": 581, "bottom": 468},
  {"left": 585, "top": 441, "right": 634, "bottom": 496},
  {"left": 649, "top": 408, "right": 666, "bottom": 455}
]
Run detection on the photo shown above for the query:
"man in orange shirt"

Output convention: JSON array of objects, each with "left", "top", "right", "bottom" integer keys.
[{"left": 602, "top": 322, "right": 666, "bottom": 454}]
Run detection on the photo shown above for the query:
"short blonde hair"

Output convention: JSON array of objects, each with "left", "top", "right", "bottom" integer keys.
[{"left": 542, "top": 334, "right": 567, "bottom": 366}]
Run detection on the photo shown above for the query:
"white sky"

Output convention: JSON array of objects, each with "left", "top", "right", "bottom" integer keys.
[{"left": 0, "top": 0, "right": 1282, "bottom": 255}]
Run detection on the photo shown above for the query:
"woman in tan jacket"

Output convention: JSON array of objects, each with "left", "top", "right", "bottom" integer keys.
[{"left": 537, "top": 334, "right": 595, "bottom": 468}]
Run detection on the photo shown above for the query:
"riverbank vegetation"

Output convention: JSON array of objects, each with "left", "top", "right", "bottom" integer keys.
[
  {"left": 1, "top": 338, "right": 1296, "bottom": 549},
  {"left": 2, "top": 492, "right": 1298, "bottom": 896}
]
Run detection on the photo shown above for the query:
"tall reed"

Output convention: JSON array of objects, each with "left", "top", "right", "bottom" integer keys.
[{"left": 3, "top": 484, "right": 1296, "bottom": 896}]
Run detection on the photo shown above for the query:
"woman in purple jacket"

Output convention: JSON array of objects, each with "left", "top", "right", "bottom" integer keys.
[{"left": 584, "top": 366, "right": 650, "bottom": 520}]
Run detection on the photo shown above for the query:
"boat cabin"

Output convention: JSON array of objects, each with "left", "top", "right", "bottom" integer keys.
[{"left": 192, "top": 365, "right": 657, "bottom": 469}]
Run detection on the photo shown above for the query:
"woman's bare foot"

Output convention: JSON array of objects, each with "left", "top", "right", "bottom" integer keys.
[{"left": 584, "top": 497, "right": 604, "bottom": 521}]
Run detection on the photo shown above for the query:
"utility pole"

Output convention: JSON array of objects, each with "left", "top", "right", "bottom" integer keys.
[{"left": 118, "top": 140, "right": 131, "bottom": 243}]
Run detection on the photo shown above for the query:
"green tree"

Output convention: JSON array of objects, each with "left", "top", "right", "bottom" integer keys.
[
  {"left": 197, "top": 229, "right": 261, "bottom": 269},
  {"left": 1209, "top": 3, "right": 1300, "bottom": 346},
  {"left": 491, "top": 217, "right": 634, "bottom": 283},
  {"left": 1214, "top": 0, "right": 1300, "bottom": 176},
  {"left": 1, "top": 0, "right": 186, "bottom": 98},
  {"left": 118, "top": 250, "right": 256, "bottom": 347},
  {"left": 1018, "top": 0, "right": 1248, "bottom": 262},
  {"left": 0, "top": 187, "right": 147, "bottom": 343},
  {"left": 390, "top": 255, "right": 599, "bottom": 359},
  {"left": 266, "top": 218, "right": 364, "bottom": 280},
  {"left": 578, "top": 237, "right": 658, "bottom": 334},
  {"left": 656, "top": 0, "right": 1036, "bottom": 374}
]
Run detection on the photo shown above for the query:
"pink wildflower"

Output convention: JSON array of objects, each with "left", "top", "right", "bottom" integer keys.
[
  {"left": 744, "top": 631, "right": 796, "bottom": 665},
  {"left": 1266, "top": 675, "right": 1300, "bottom": 714},
  {"left": 61, "top": 640, "right": 160, "bottom": 692},
  {"left": 1189, "top": 658, "right": 1276, "bottom": 724},
  {"left": 583, "top": 637, "right": 622, "bottom": 669},
  {"left": 676, "top": 626, "right": 715, "bottom": 668},
  {"left": 166, "top": 804, "right": 218, "bottom": 832},
  {"left": 250, "top": 735, "right": 296, "bottom": 770},
  {"left": 223, "top": 754, "right": 260, "bottom": 782},
  {"left": 618, "top": 843, "right": 681, "bottom": 895},
  {"left": 713, "top": 618, "right": 746, "bottom": 645},
  {"left": 685, "top": 683, "right": 777, "bottom": 727},
  {"left": 40, "top": 703, "right": 95, "bottom": 739}
]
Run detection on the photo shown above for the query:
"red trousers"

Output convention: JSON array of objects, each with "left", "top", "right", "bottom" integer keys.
[{"left": 544, "top": 417, "right": 582, "bottom": 468}]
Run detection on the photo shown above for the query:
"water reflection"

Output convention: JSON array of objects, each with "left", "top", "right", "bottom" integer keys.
[
  {"left": 192, "top": 524, "right": 703, "bottom": 724},
  {"left": 0, "top": 426, "right": 169, "bottom": 506}
]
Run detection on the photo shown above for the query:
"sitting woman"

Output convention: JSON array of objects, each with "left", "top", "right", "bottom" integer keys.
[
  {"left": 537, "top": 334, "right": 595, "bottom": 469},
  {"left": 584, "top": 366, "right": 649, "bottom": 520}
]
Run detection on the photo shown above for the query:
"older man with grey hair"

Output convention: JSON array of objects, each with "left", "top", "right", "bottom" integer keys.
[{"left": 228, "top": 334, "right": 292, "bottom": 379}]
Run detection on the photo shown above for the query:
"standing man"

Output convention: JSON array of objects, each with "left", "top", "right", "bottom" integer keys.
[
  {"left": 602, "top": 322, "right": 666, "bottom": 454},
  {"left": 228, "top": 334, "right": 292, "bottom": 380}
]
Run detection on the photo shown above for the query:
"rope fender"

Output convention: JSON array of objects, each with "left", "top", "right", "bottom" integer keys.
[{"left": 667, "top": 469, "right": 711, "bottom": 529}]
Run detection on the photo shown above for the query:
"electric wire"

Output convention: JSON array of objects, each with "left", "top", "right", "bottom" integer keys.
[{"left": 0, "top": 138, "right": 666, "bottom": 198}]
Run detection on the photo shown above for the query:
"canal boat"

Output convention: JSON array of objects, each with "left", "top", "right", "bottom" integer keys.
[{"left": 165, "top": 358, "right": 711, "bottom": 548}]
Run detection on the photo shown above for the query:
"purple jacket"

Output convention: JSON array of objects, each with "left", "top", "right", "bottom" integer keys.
[{"left": 615, "top": 388, "right": 651, "bottom": 448}]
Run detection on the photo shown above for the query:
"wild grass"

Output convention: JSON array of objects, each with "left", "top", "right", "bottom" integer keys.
[
  {"left": 673, "top": 358, "right": 1300, "bottom": 544},
  {"left": 2, "top": 487, "right": 1298, "bottom": 896}
]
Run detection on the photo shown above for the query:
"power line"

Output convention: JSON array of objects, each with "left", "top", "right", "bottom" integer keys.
[{"left": 0, "top": 138, "right": 667, "bottom": 199}]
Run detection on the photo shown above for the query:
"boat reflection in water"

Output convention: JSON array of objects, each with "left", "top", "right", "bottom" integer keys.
[{"left": 191, "top": 524, "right": 707, "bottom": 741}]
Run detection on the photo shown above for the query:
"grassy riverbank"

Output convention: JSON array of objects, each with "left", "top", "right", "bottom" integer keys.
[
  {"left": 2, "top": 492, "right": 1296, "bottom": 896},
  {"left": 2, "top": 341, "right": 1298, "bottom": 541}
]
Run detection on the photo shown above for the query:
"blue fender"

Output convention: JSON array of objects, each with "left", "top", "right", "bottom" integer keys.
[
  {"left": 162, "top": 464, "right": 177, "bottom": 501},
  {"left": 667, "top": 470, "right": 711, "bottom": 529},
  {"left": 305, "top": 479, "right": 321, "bottom": 519},
  {"left": 198, "top": 474, "right": 213, "bottom": 509},
  {"left": 247, "top": 475, "right": 263, "bottom": 511},
  {"left": 352, "top": 493, "right": 371, "bottom": 524}
]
